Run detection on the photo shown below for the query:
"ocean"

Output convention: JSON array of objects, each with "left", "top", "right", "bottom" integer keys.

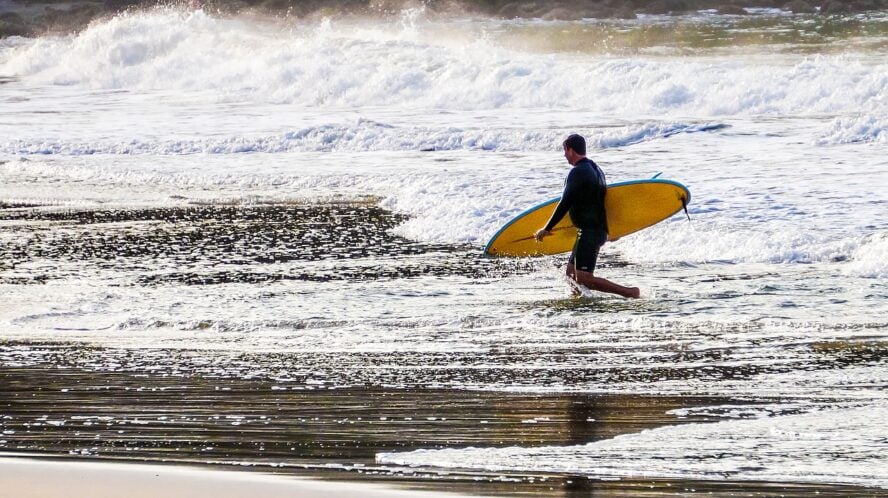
[{"left": 1, "top": 5, "right": 886, "bottom": 496}]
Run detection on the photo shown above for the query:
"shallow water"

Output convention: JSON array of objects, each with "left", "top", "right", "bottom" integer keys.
[{"left": 1, "top": 5, "right": 887, "bottom": 495}]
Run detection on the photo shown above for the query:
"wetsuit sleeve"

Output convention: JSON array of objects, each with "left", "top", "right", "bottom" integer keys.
[{"left": 544, "top": 169, "right": 579, "bottom": 231}]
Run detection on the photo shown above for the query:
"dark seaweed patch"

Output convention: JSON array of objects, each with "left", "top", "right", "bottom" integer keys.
[{"left": 0, "top": 204, "right": 542, "bottom": 285}]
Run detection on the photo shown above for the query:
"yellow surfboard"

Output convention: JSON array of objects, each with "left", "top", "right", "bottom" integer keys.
[{"left": 484, "top": 178, "right": 690, "bottom": 257}]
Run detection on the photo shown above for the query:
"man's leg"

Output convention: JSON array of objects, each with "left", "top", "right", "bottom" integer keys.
[
  {"left": 566, "top": 265, "right": 640, "bottom": 298},
  {"left": 564, "top": 264, "right": 582, "bottom": 297},
  {"left": 567, "top": 230, "right": 640, "bottom": 299}
]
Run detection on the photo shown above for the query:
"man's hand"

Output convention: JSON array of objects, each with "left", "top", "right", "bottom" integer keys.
[{"left": 534, "top": 228, "right": 552, "bottom": 242}]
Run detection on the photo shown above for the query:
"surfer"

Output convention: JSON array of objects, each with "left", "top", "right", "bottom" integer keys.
[{"left": 534, "top": 134, "right": 640, "bottom": 299}]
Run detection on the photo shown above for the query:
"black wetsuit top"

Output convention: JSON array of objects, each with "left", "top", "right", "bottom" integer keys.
[{"left": 544, "top": 158, "right": 608, "bottom": 235}]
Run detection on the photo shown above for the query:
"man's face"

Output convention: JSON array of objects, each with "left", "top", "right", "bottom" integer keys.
[{"left": 563, "top": 145, "right": 578, "bottom": 165}]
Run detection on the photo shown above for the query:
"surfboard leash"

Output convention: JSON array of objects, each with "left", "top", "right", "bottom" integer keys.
[{"left": 681, "top": 196, "right": 691, "bottom": 222}]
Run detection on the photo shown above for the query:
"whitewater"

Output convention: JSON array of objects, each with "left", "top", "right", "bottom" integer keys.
[{"left": 1, "top": 6, "right": 887, "bottom": 495}]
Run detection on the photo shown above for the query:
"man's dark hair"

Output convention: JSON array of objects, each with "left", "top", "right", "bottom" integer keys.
[{"left": 563, "top": 134, "right": 586, "bottom": 156}]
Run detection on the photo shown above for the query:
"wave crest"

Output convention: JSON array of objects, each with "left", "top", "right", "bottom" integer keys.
[{"left": 1, "top": 121, "right": 724, "bottom": 154}]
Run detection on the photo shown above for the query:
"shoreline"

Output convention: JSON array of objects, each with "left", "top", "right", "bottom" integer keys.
[
  {"left": 3, "top": 450, "right": 886, "bottom": 498},
  {"left": 0, "top": 453, "right": 480, "bottom": 498},
  {"left": 1, "top": 362, "right": 886, "bottom": 497}
]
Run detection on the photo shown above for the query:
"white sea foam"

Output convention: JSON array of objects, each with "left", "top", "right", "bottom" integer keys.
[
  {"left": 818, "top": 115, "right": 888, "bottom": 145},
  {"left": 843, "top": 232, "right": 888, "bottom": 278},
  {"left": 0, "top": 121, "right": 725, "bottom": 155},
  {"left": 612, "top": 222, "right": 888, "bottom": 275},
  {"left": 377, "top": 402, "right": 888, "bottom": 488}
]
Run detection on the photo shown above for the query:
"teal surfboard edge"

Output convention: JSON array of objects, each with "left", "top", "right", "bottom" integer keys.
[
  {"left": 483, "top": 197, "right": 560, "bottom": 256},
  {"left": 482, "top": 178, "right": 691, "bottom": 257}
]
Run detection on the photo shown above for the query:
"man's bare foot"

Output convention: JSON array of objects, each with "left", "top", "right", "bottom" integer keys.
[{"left": 626, "top": 287, "right": 641, "bottom": 299}]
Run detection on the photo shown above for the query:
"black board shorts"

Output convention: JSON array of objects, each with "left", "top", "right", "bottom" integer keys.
[{"left": 568, "top": 229, "right": 608, "bottom": 273}]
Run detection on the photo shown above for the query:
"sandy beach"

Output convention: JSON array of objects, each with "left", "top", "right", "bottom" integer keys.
[{"left": 0, "top": 454, "right": 482, "bottom": 498}]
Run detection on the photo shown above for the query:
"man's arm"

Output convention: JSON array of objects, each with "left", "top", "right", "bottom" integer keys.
[
  {"left": 535, "top": 170, "right": 578, "bottom": 241},
  {"left": 544, "top": 199, "right": 571, "bottom": 232}
]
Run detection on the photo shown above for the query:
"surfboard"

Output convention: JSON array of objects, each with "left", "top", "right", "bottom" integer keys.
[{"left": 484, "top": 178, "right": 690, "bottom": 257}]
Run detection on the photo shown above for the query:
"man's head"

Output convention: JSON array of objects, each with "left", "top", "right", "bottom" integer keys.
[{"left": 562, "top": 134, "right": 586, "bottom": 165}]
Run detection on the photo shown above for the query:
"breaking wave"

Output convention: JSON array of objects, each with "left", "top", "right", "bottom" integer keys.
[{"left": 1, "top": 8, "right": 886, "bottom": 117}]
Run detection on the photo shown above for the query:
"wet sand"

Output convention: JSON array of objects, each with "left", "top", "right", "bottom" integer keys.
[{"left": 1, "top": 361, "right": 884, "bottom": 498}]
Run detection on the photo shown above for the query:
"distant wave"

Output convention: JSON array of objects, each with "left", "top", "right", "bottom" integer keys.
[
  {"left": 3, "top": 0, "right": 888, "bottom": 38},
  {"left": 1, "top": 9, "right": 885, "bottom": 117},
  {"left": 0, "top": 121, "right": 725, "bottom": 154}
]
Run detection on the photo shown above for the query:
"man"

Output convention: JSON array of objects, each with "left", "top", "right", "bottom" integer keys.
[{"left": 534, "top": 134, "right": 640, "bottom": 299}]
